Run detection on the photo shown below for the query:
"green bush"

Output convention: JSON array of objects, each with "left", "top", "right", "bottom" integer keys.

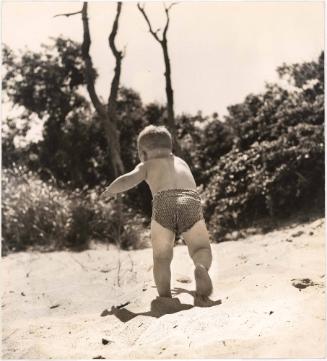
[{"left": 2, "top": 167, "right": 145, "bottom": 255}]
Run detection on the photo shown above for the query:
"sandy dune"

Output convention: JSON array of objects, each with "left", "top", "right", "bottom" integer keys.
[{"left": 2, "top": 218, "right": 325, "bottom": 359}]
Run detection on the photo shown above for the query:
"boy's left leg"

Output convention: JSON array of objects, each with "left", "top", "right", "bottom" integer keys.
[
  {"left": 182, "top": 220, "right": 213, "bottom": 297},
  {"left": 182, "top": 220, "right": 212, "bottom": 270},
  {"left": 151, "top": 220, "right": 175, "bottom": 298}
]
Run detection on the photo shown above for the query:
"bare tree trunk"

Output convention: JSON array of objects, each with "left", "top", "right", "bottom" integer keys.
[
  {"left": 56, "top": 2, "right": 125, "bottom": 177},
  {"left": 137, "top": 3, "right": 183, "bottom": 157},
  {"left": 161, "top": 39, "right": 183, "bottom": 155},
  {"left": 108, "top": 2, "right": 123, "bottom": 120},
  {"left": 106, "top": 2, "right": 124, "bottom": 175},
  {"left": 81, "top": 2, "right": 124, "bottom": 176}
]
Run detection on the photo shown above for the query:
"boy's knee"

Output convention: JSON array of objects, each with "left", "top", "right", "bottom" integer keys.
[
  {"left": 153, "top": 250, "right": 173, "bottom": 264},
  {"left": 190, "top": 244, "right": 211, "bottom": 258},
  {"left": 190, "top": 245, "right": 212, "bottom": 269}
]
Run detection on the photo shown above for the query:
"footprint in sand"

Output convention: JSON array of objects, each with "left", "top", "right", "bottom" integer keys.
[
  {"left": 291, "top": 278, "right": 322, "bottom": 290},
  {"left": 291, "top": 230, "right": 304, "bottom": 238}
]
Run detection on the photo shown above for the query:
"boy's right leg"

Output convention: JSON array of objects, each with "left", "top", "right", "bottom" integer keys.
[
  {"left": 150, "top": 220, "right": 175, "bottom": 298},
  {"left": 182, "top": 220, "right": 213, "bottom": 296}
]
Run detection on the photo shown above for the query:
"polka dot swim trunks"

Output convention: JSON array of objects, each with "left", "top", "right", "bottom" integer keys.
[{"left": 152, "top": 189, "right": 204, "bottom": 234}]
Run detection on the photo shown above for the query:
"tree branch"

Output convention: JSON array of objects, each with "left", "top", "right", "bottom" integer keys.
[
  {"left": 163, "top": 2, "right": 177, "bottom": 40},
  {"left": 109, "top": 2, "right": 123, "bottom": 59},
  {"left": 165, "top": 2, "right": 178, "bottom": 11},
  {"left": 108, "top": 2, "right": 123, "bottom": 115},
  {"left": 53, "top": 10, "right": 82, "bottom": 18},
  {"left": 137, "top": 2, "right": 182, "bottom": 158},
  {"left": 81, "top": 2, "right": 106, "bottom": 117},
  {"left": 137, "top": 3, "right": 162, "bottom": 43}
]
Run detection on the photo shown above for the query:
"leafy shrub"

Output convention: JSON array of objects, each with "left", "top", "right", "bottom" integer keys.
[
  {"left": 203, "top": 123, "right": 324, "bottom": 240},
  {"left": 2, "top": 167, "right": 145, "bottom": 255},
  {"left": 202, "top": 52, "right": 324, "bottom": 240}
]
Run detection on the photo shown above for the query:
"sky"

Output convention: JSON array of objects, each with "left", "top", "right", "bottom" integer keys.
[{"left": 1, "top": 0, "right": 325, "bottom": 118}]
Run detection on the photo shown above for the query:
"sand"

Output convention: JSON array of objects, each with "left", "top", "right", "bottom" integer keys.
[{"left": 1, "top": 217, "right": 325, "bottom": 359}]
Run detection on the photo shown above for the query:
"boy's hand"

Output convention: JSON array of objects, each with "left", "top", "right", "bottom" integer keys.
[{"left": 101, "top": 188, "right": 115, "bottom": 202}]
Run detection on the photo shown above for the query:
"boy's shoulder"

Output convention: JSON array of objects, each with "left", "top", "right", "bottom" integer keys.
[
  {"left": 133, "top": 162, "right": 147, "bottom": 174},
  {"left": 173, "top": 155, "right": 190, "bottom": 167},
  {"left": 144, "top": 154, "right": 173, "bottom": 164},
  {"left": 174, "top": 155, "right": 186, "bottom": 162},
  {"left": 146, "top": 155, "right": 188, "bottom": 166},
  {"left": 143, "top": 154, "right": 188, "bottom": 167}
]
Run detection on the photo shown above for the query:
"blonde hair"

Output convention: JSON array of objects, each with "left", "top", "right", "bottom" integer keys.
[{"left": 137, "top": 125, "right": 172, "bottom": 152}]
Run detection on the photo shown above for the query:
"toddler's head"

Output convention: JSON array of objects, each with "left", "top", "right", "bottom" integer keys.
[{"left": 137, "top": 125, "right": 172, "bottom": 161}]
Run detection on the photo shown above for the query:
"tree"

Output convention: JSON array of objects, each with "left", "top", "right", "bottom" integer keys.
[
  {"left": 2, "top": 38, "right": 93, "bottom": 183},
  {"left": 56, "top": 2, "right": 125, "bottom": 177},
  {"left": 137, "top": 2, "right": 183, "bottom": 157}
]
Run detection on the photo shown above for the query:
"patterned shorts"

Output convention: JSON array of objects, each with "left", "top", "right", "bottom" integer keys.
[{"left": 152, "top": 189, "right": 204, "bottom": 234}]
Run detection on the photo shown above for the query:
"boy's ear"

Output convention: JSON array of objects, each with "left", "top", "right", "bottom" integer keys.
[{"left": 142, "top": 150, "right": 148, "bottom": 161}]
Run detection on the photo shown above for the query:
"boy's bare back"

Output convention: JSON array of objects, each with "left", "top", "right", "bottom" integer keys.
[{"left": 144, "top": 155, "right": 197, "bottom": 195}]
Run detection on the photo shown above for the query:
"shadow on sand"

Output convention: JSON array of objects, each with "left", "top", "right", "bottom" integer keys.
[{"left": 101, "top": 288, "right": 222, "bottom": 323}]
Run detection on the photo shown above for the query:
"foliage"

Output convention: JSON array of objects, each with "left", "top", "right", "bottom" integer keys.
[
  {"left": 277, "top": 52, "right": 324, "bottom": 89},
  {"left": 3, "top": 41, "right": 154, "bottom": 195},
  {"left": 2, "top": 38, "right": 94, "bottom": 183},
  {"left": 2, "top": 167, "right": 145, "bottom": 255},
  {"left": 203, "top": 125, "right": 324, "bottom": 239},
  {"left": 204, "top": 52, "right": 324, "bottom": 240},
  {"left": 2, "top": 37, "right": 157, "bottom": 218},
  {"left": 195, "top": 119, "right": 234, "bottom": 181},
  {"left": 2, "top": 38, "right": 88, "bottom": 116}
]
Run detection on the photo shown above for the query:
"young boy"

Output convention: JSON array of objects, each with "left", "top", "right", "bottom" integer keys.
[{"left": 102, "top": 125, "right": 213, "bottom": 305}]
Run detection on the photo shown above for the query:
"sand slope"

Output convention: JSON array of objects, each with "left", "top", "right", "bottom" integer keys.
[{"left": 2, "top": 218, "right": 325, "bottom": 359}]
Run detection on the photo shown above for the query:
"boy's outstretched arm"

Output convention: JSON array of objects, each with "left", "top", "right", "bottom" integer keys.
[{"left": 101, "top": 163, "right": 146, "bottom": 199}]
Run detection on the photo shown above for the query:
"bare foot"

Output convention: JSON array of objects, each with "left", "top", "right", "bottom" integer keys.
[
  {"left": 194, "top": 264, "right": 213, "bottom": 296},
  {"left": 194, "top": 295, "right": 221, "bottom": 308},
  {"left": 151, "top": 297, "right": 192, "bottom": 315}
]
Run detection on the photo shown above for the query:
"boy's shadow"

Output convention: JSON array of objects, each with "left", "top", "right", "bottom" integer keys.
[{"left": 102, "top": 288, "right": 221, "bottom": 323}]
